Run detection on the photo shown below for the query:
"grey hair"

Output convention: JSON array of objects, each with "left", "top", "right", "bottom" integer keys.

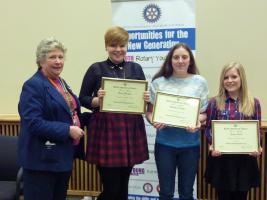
[{"left": 36, "top": 37, "right": 66, "bottom": 68}]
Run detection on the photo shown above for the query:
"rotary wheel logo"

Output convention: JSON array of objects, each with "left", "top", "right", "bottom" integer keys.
[
  {"left": 143, "top": 183, "right": 153, "bottom": 193},
  {"left": 143, "top": 4, "right": 161, "bottom": 23}
]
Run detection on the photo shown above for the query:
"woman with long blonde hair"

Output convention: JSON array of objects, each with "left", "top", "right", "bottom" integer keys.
[{"left": 205, "top": 62, "right": 262, "bottom": 200}]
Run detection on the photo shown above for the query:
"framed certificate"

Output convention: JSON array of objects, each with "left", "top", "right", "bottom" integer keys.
[
  {"left": 100, "top": 77, "right": 148, "bottom": 114},
  {"left": 212, "top": 120, "right": 260, "bottom": 154},
  {"left": 151, "top": 91, "right": 200, "bottom": 128}
]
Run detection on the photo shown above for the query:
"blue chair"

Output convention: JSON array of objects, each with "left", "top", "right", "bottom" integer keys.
[{"left": 0, "top": 135, "right": 23, "bottom": 200}]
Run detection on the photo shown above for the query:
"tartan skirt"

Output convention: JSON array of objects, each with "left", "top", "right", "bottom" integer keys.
[{"left": 86, "top": 112, "right": 149, "bottom": 167}]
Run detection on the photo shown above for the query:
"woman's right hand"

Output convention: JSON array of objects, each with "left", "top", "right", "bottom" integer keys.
[
  {"left": 69, "top": 126, "right": 84, "bottom": 140},
  {"left": 209, "top": 146, "right": 222, "bottom": 157},
  {"left": 153, "top": 122, "right": 166, "bottom": 129},
  {"left": 146, "top": 103, "right": 166, "bottom": 129},
  {"left": 92, "top": 88, "right": 106, "bottom": 107},
  {"left": 97, "top": 88, "right": 105, "bottom": 98},
  {"left": 211, "top": 150, "right": 222, "bottom": 157}
]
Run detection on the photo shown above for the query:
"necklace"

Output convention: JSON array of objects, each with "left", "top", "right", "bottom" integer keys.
[
  {"left": 108, "top": 59, "right": 126, "bottom": 79},
  {"left": 110, "top": 64, "right": 126, "bottom": 79}
]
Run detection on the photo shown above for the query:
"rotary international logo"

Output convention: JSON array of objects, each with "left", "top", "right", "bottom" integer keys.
[
  {"left": 143, "top": 182, "right": 153, "bottom": 193},
  {"left": 143, "top": 4, "right": 161, "bottom": 23}
]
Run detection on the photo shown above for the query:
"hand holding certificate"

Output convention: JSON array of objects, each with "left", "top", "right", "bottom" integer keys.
[
  {"left": 151, "top": 91, "right": 200, "bottom": 128},
  {"left": 100, "top": 77, "right": 148, "bottom": 114},
  {"left": 212, "top": 120, "right": 260, "bottom": 154}
]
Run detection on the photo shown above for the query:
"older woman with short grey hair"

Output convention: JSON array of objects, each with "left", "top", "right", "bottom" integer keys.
[
  {"left": 35, "top": 37, "right": 66, "bottom": 68},
  {"left": 18, "top": 37, "right": 84, "bottom": 200}
]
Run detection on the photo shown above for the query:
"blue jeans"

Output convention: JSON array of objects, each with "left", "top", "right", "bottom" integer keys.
[{"left": 155, "top": 143, "right": 200, "bottom": 200}]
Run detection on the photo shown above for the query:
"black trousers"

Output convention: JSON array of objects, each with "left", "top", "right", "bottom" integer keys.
[
  {"left": 23, "top": 169, "right": 71, "bottom": 200},
  {"left": 217, "top": 190, "right": 248, "bottom": 200},
  {"left": 97, "top": 166, "right": 133, "bottom": 200}
]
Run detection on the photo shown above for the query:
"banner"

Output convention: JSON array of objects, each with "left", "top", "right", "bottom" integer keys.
[{"left": 111, "top": 0, "right": 196, "bottom": 199}]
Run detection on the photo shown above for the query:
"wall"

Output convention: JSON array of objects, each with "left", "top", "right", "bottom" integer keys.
[
  {"left": 0, "top": 0, "right": 112, "bottom": 114},
  {"left": 196, "top": 0, "right": 267, "bottom": 120},
  {"left": 1, "top": 0, "right": 267, "bottom": 121}
]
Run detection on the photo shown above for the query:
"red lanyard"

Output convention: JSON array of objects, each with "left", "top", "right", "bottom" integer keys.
[{"left": 48, "top": 77, "right": 76, "bottom": 117}]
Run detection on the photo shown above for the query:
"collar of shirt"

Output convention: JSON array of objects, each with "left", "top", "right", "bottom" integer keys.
[{"left": 107, "top": 58, "right": 125, "bottom": 70}]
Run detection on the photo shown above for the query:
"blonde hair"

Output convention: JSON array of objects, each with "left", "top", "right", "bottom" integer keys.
[
  {"left": 104, "top": 26, "right": 129, "bottom": 47},
  {"left": 216, "top": 61, "right": 255, "bottom": 116}
]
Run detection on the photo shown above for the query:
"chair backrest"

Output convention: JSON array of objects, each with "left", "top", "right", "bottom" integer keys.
[{"left": 0, "top": 135, "right": 20, "bottom": 181}]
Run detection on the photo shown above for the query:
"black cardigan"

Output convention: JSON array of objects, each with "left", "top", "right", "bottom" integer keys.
[{"left": 79, "top": 59, "right": 146, "bottom": 112}]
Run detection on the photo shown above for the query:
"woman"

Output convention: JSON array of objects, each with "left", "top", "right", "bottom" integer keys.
[
  {"left": 146, "top": 43, "right": 209, "bottom": 200},
  {"left": 18, "top": 38, "right": 84, "bottom": 200},
  {"left": 79, "top": 26, "right": 149, "bottom": 200},
  {"left": 205, "top": 61, "right": 262, "bottom": 200}
]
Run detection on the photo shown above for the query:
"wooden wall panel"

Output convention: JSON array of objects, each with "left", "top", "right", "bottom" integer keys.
[{"left": 1, "top": 117, "right": 266, "bottom": 200}]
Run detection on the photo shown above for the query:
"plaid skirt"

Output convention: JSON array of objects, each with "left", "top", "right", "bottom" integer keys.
[{"left": 86, "top": 112, "right": 149, "bottom": 167}]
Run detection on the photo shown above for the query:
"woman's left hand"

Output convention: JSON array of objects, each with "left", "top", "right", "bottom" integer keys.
[
  {"left": 144, "top": 91, "right": 150, "bottom": 102},
  {"left": 249, "top": 147, "right": 262, "bottom": 157}
]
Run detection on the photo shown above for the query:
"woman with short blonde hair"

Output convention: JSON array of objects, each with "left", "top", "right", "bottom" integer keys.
[{"left": 79, "top": 26, "right": 149, "bottom": 200}]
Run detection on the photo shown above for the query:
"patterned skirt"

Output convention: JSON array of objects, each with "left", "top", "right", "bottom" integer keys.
[
  {"left": 86, "top": 112, "right": 149, "bottom": 167},
  {"left": 205, "top": 154, "right": 260, "bottom": 191}
]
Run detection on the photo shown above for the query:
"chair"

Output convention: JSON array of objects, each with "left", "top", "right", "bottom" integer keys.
[{"left": 0, "top": 135, "right": 23, "bottom": 200}]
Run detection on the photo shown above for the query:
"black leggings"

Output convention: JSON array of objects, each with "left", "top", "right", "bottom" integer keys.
[
  {"left": 97, "top": 166, "right": 133, "bottom": 200},
  {"left": 217, "top": 190, "right": 248, "bottom": 200}
]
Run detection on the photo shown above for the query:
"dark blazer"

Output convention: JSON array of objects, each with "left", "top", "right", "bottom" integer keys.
[{"left": 18, "top": 70, "right": 81, "bottom": 172}]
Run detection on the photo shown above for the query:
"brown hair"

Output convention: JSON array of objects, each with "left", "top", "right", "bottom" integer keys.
[
  {"left": 152, "top": 43, "right": 199, "bottom": 80},
  {"left": 104, "top": 26, "right": 129, "bottom": 47}
]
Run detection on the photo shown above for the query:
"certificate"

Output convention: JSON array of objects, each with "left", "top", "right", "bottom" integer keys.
[
  {"left": 212, "top": 120, "right": 260, "bottom": 154},
  {"left": 100, "top": 77, "right": 148, "bottom": 114},
  {"left": 151, "top": 92, "right": 200, "bottom": 128}
]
